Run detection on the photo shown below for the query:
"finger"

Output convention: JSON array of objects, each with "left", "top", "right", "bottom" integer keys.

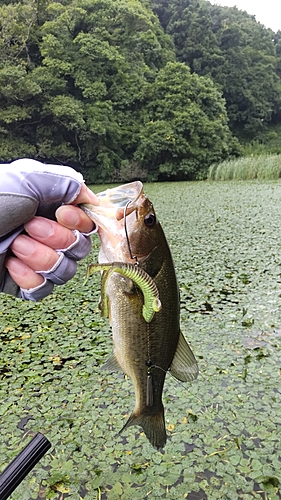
[
  {"left": 5, "top": 257, "right": 45, "bottom": 289},
  {"left": 25, "top": 216, "right": 76, "bottom": 249},
  {"left": 25, "top": 218, "right": 92, "bottom": 261},
  {"left": 55, "top": 205, "right": 96, "bottom": 233},
  {"left": 10, "top": 234, "right": 60, "bottom": 271},
  {"left": 74, "top": 183, "right": 99, "bottom": 205}
]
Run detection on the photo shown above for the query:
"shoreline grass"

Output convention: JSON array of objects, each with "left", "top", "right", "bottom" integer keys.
[{"left": 209, "top": 154, "right": 281, "bottom": 181}]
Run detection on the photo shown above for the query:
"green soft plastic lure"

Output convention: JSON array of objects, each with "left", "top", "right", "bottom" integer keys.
[{"left": 86, "top": 262, "right": 162, "bottom": 323}]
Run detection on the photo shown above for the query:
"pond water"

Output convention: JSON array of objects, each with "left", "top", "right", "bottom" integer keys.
[{"left": 1, "top": 180, "right": 281, "bottom": 499}]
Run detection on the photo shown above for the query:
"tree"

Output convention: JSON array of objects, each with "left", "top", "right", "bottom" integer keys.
[
  {"left": 35, "top": 0, "right": 176, "bottom": 181},
  {"left": 150, "top": 0, "right": 281, "bottom": 139},
  {"left": 0, "top": 0, "right": 244, "bottom": 180},
  {"left": 134, "top": 61, "right": 239, "bottom": 180},
  {"left": 0, "top": 1, "right": 42, "bottom": 159},
  {"left": 210, "top": 6, "right": 281, "bottom": 137},
  {"left": 0, "top": 0, "right": 174, "bottom": 181}
]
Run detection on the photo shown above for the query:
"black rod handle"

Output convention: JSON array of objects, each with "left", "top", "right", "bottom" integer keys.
[{"left": 0, "top": 432, "right": 51, "bottom": 500}]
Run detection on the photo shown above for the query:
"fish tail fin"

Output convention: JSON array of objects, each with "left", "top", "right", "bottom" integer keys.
[{"left": 119, "top": 407, "right": 166, "bottom": 450}]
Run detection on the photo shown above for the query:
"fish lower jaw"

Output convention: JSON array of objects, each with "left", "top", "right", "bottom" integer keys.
[
  {"left": 98, "top": 248, "right": 135, "bottom": 264},
  {"left": 99, "top": 240, "right": 148, "bottom": 265}
]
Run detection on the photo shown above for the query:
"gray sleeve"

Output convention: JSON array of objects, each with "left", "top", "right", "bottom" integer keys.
[
  {"left": 0, "top": 194, "right": 40, "bottom": 298},
  {"left": 0, "top": 193, "right": 39, "bottom": 238},
  {"left": 0, "top": 253, "right": 21, "bottom": 298}
]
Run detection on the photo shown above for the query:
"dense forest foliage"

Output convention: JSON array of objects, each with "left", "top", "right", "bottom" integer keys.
[{"left": 0, "top": 0, "right": 280, "bottom": 182}]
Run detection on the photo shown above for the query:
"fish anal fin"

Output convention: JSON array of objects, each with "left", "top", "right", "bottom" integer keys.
[
  {"left": 102, "top": 352, "right": 123, "bottom": 372},
  {"left": 119, "top": 408, "right": 166, "bottom": 450},
  {"left": 169, "top": 331, "right": 199, "bottom": 382}
]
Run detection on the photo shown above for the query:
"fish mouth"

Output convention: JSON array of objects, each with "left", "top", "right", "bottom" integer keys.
[
  {"left": 82, "top": 180, "right": 143, "bottom": 222},
  {"left": 95, "top": 181, "right": 144, "bottom": 219},
  {"left": 81, "top": 181, "right": 144, "bottom": 262}
]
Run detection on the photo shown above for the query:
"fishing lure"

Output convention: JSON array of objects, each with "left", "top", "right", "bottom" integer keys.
[{"left": 86, "top": 262, "right": 162, "bottom": 323}]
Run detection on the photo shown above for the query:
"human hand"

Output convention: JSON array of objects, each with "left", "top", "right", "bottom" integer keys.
[
  {"left": 6, "top": 184, "right": 97, "bottom": 293},
  {"left": 1, "top": 159, "right": 99, "bottom": 300}
]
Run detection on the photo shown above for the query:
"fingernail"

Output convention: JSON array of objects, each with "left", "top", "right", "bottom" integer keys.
[
  {"left": 56, "top": 206, "right": 80, "bottom": 228},
  {"left": 11, "top": 235, "right": 35, "bottom": 257},
  {"left": 6, "top": 258, "right": 28, "bottom": 276},
  {"left": 25, "top": 217, "right": 54, "bottom": 238}
]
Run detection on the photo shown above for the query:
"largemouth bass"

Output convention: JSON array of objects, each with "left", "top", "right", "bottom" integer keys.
[{"left": 82, "top": 181, "right": 198, "bottom": 449}]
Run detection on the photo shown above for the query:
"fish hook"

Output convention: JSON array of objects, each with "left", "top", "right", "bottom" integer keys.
[{"left": 124, "top": 201, "right": 139, "bottom": 265}]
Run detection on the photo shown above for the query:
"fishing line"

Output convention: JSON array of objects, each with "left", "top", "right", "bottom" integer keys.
[
  {"left": 145, "top": 324, "right": 153, "bottom": 406},
  {"left": 151, "top": 364, "right": 168, "bottom": 374},
  {"left": 146, "top": 358, "right": 153, "bottom": 407},
  {"left": 124, "top": 201, "right": 139, "bottom": 265}
]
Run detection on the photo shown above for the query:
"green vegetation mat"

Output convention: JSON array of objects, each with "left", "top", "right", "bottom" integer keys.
[{"left": 1, "top": 181, "right": 281, "bottom": 499}]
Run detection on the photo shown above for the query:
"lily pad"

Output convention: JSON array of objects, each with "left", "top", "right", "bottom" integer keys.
[{"left": 1, "top": 181, "right": 281, "bottom": 498}]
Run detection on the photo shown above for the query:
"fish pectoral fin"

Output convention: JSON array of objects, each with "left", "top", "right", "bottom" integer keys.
[
  {"left": 101, "top": 352, "right": 123, "bottom": 372},
  {"left": 169, "top": 331, "right": 199, "bottom": 382},
  {"left": 119, "top": 408, "right": 166, "bottom": 450}
]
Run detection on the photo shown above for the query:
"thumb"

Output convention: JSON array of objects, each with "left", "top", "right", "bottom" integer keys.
[{"left": 72, "top": 183, "right": 99, "bottom": 205}]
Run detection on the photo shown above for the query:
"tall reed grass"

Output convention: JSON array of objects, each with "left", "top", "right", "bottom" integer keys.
[{"left": 209, "top": 154, "right": 281, "bottom": 181}]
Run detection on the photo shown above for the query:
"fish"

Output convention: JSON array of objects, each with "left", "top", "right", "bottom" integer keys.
[{"left": 81, "top": 181, "right": 198, "bottom": 449}]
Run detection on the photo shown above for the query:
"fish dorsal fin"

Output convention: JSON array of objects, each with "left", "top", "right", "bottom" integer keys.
[
  {"left": 102, "top": 352, "right": 123, "bottom": 372},
  {"left": 169, "top": 331, "right": 199, "bottom": 382}
]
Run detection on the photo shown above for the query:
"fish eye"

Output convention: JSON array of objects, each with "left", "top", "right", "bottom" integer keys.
[{"left": 144, "top": 213, "right": 156, "bottom": 228}]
